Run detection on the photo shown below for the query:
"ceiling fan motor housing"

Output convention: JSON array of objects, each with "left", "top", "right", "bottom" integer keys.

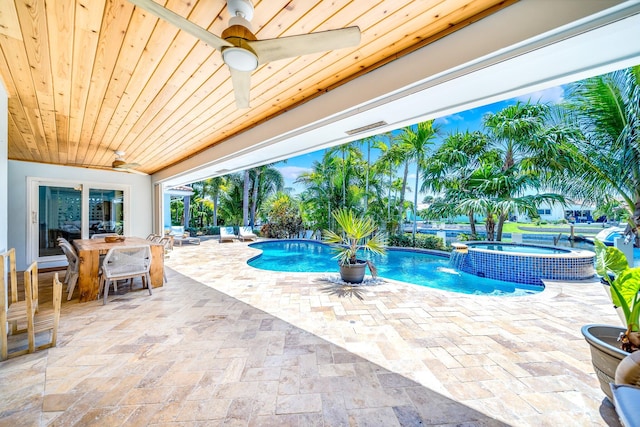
[{"left": 227, "top": 0, "right": 254, "bottom": 21}]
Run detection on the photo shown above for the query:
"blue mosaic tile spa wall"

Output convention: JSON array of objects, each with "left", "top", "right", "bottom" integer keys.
[{"left": 457, "top": 249, "right": 595, "bottom": 285}]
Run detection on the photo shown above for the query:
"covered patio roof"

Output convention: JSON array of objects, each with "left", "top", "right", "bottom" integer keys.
[{"left": 1, "top": 1, "right": 639, "bottom": 188}]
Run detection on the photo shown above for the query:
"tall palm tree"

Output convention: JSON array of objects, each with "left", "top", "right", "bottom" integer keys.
[
  {"left": 327, "top": 143, "right": 363, "bottom": 207},
  {"left": 250, "top": 165, "right": 284, "bottom": 226},
  {"left": 422, "top": 130, "right": 494, "bottom": 237},
  {"left": 558, "top": 65, "right": 640, "bottom": 236},
  {"left": 296, "top": 153, "right": 339, "bottom": 234},
  {"left": 397, "top": 120, "right": 440, "bottom": 243},
  {"left": 242, "top": 170, "right": 250, "bottom": 226}
]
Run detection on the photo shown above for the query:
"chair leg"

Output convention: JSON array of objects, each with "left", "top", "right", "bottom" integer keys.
[
  {"left": 67, "top": 273, "right": 78, "bottom": 301},
  {"left": 146, "top": 273, "right": 152, "bottom": 295},
  {"left": 103, "top": 279, "right": 111, "bottom": 305}
]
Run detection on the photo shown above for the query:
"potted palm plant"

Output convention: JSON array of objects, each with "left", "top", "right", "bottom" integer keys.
[
  {"left": 322, "top": 208, "right": 387, "bottom": 284},
  {"left": 582, "top": 239, "right": 640, "bottom": 399}
]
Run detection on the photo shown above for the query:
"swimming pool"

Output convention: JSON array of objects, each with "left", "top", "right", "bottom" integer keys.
[{"left": 247, "top": 240, "right": 542, "bottom": 296}]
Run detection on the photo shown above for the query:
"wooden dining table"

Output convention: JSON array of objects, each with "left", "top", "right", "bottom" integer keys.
[{"left": 72, "top": 237, "right": 164, "bottom": 302}]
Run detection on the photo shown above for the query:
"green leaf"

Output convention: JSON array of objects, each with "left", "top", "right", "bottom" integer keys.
[
  {"left": 611, "top": 268, "right": 640, "bottom": 326},
  {"left": 594, "top": 239, "right": 629, "bottom": 281}
]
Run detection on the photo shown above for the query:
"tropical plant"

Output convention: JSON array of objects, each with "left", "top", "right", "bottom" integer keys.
[
  {"left": 259, "top": 192, "right": 304, "bottom": 238},
  {"left": 594, "top": 239, "right": 640, "bottom": 352},
  {"left": 322, "top": 208, "right": 387, "bottom": 277},
  {"left": 397, "top": 120, "right": 440, "bottom": 243},
  {"left": 557, "top": 65, "right": 640, "bottom": 239}
]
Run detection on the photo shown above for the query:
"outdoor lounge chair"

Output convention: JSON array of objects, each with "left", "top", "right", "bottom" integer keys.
[
  {"left": 220, "top": 226, "right": 237, "bottom": 242},
  {"left": 238, "top": 226, "right": 257, "bottom": 241},
  {"left": 169, "top": 226, "right": 200, "bottom": 246}
]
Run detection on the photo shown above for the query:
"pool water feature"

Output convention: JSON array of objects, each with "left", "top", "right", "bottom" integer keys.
[
  {"left": 247, "top": 240, "right": 542, "bottom": 296},
  {"left": 456, "top": 242, "right": 595, "bottom": 285}
]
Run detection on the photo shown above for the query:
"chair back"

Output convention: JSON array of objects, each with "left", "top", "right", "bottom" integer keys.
[
  {"left": 1, "top": 248, "right": 18, "bottom": 304},
  {"left": 1, "top": 249, "right": 17, "bottom": 359},
  {"left": 102, "top": 245, "right": 152, "bottom": 279},
  {"left": 159, "top": 237, "right": 172, "bottom": 252},
  {"left": 59, "top": 242, "right": 79, "bottom": 273},
  {"left": 23, "top": 261, "right": 39, "bottom": 351}
]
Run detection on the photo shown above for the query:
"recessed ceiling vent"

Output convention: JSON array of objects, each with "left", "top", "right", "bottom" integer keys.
[{"left": 345, "top": 121, "right": 388, "bottom": 136}]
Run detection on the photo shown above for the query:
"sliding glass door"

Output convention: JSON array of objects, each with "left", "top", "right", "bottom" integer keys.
[
  {"left": 29, "top": 179, "right": 129, "bottom": 266},
  {"left": 88, "top": 189, "right": 124, "bottom": 238},
  {"left": 38, "top": 185, "right": 82, "bottom": 257}
]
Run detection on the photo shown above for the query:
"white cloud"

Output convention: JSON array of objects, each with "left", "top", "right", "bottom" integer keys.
[
  {"left": 277, "top": 165, "right": 311, "bottom": 180},
  {"left": 516, "top": 86, "right": 565, "bottom": 104}
]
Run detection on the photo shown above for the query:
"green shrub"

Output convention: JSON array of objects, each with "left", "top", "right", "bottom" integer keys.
[
  {"left": 456, "top": 233, "right": 480, "bottom": 241},
  {"left": 389, "top": 233, "right": 450, "bottom": 251}
]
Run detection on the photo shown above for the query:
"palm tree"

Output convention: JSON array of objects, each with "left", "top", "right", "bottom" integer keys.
[
  {"left": 327, "top": 143, "right": 363, "bottom": 208},
  {"left": 242, "top": 170, "right": 250, "bottom": 226},
  {"left": 296, "top": 153, "right": 339, "bottom": 234},
  {"left": 219, "top": 173, "right": 244, "bottom": 225},
  {"left": 245, "top": 164, "right": 285, "bottom": 227},
  {"left": 422, "top": 130, "right": 494, "bottom": 237},
  {"left": 463, "top": 163, "right": 566, "bottom": 240},
  {"left": 483, "top": 101, "right": 571, "bottom": 239},
  {"left": 397, "top": 120, "right": 440, "bottom": 243},
  {"left": 558, "top": 65, "right": 640, "bottom": 236}
]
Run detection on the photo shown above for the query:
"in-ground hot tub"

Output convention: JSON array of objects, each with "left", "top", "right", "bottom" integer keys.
[{"left": 450, "top": 242, "right": 595, "bottom": 285}]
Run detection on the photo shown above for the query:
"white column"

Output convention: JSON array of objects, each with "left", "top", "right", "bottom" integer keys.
[{"left": 0, "top": 80, "right": 8, "bottom": 253}]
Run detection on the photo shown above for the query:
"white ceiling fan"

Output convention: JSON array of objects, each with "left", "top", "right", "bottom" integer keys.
[
  {"left": 111, "top": 151, "right": 147, "bottom": 175},
  {"left": 128, "top": 0, "right": 361, "bottom": 108},
  {"left": 66, "top": 151, "right": 148, "bottom": 174}
]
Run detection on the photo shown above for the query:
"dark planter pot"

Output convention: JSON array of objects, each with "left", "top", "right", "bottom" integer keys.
[
  {"left": 339, "top": 260, "right": 367, "bottom": 284},
  {"left": 581, "top": 324, "right": 630, "bottom": 400}
]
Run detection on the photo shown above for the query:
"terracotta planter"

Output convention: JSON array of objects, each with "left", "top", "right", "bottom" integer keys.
[
  {"left": 339, "top": 260, "right": 367, "bottom": 284},
  {"left": 581, "top": 324, "right": 629, "bottom": 400}
]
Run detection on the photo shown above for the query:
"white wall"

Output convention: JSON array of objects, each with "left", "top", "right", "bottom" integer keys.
[
  {"left": 0, "top": 80, "right": 7, "bottom": 253},
  {"left": 8, "top": 160, "right": 152, "bottom": 270}
]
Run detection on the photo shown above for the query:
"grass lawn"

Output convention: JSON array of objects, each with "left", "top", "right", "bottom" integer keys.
[{"left": 501, "top": 222, "right": 603, "bottom": 236}]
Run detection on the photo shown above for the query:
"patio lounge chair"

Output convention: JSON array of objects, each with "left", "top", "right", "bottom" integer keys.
[
  {"left": 238, "top": 226, "right": 257, "bottom": 241},
  {"left": 169, "top": 226, "right": 200, "bottom": 246},
  {"left": 220, "top": 227, "right": 237, "bottom": 242}
]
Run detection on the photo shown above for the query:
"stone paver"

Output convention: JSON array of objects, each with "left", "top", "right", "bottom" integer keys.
[{"left": 0, "top": 238, "right": 623, "bottom": 426}]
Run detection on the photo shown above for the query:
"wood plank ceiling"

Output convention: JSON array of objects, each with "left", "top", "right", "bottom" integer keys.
[{"left": 0, "top": 0, "right": 514, "bottom": 175}]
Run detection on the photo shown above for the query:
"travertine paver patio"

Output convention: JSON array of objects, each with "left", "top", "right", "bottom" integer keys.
[{"left": 0, "top": 238, "right": 623, "bottom": 426}]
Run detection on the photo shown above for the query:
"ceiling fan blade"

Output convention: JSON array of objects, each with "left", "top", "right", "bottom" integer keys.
[
  {"left": 128, "top": 0, "right": 233, "bottom": 51},
  {"left": 229, "top": 68, "right": 251, "bottom": 109},
  {"left": 249, "top": 27, "right": 361, "bottom": 64},
  {"left": 113, "top": 165, "right": 148, "bottom": 175}
]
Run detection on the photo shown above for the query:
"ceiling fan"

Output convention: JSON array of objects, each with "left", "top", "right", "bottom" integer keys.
[
  {"left": 128, "top": 0, "right": 361, "bottom": 108},
  {"left": 66, "top": 151, "right": 147, "bottom": 175},
  {"left": 111, "top": 151, "right": 147, "bottom": 175}
]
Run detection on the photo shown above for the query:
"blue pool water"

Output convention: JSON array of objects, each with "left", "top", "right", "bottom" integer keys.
[{"left": 247, "top": 240, "right": 542, "bottom": 296}]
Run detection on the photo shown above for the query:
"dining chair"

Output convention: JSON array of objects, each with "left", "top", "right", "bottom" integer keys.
[
  {"left": 58, "top": 241, "right": 80, "bottom": 300},
  {"left": 99, "top": 245, "right": 152, "bottom": 305},
  {"left": 26, "top": 272, "right": 63, "bottom": 353},
  {"left": 1, "top": 248, "right": 25, "bottom": 360},
  {"left": 0, "top": 260, "right": 39, "bottom": 360}
]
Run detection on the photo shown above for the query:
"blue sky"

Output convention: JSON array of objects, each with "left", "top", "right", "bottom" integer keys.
[{"left": 275, "top": 85, "right": 567, "bottom": 195}]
